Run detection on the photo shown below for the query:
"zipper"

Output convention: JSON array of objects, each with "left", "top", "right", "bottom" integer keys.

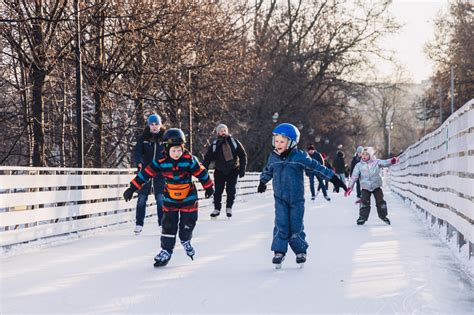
[{"left": 152, "top": 137, "right": 157, "bottom": 194}]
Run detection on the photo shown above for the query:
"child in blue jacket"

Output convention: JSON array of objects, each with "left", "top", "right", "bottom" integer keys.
[{"left": 258, "top": 123, "right": 347, "bottom": 268}]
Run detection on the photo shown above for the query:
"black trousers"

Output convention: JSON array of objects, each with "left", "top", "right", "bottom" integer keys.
[
  {"left": 213, "top": 168, "right": 239, "bottom": 210},
  {"left": 356, "top": 179, "right": 361, "bottom": 198},
  {"left": 161, "top": 211, "right": 198, "bottom": 253},
  {"left": 359, "top": 188, "right": 388, "bottom": 220}
]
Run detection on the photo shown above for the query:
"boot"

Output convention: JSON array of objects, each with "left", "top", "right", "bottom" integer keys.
[
  {"left": 272, "top": 252, "right": 285, "bottom": 269},
  {"left": 381, "top": 217, "right": 391, "bottom": 225},
  {"left": 181, "top": 240, "right": 195, "bottom": 260},
  {"left": 226, "top": 208, "right": 232, "bottom": 218},
  {"left": 154, "top": 249, "right": 172, "bottom": 267},
  {"left": 357, "top": 216, "right": 367, "bottom": 225},
  {"left": 134, "top": 225, "right": 143, "bottom": 234},
  {"left": 210, "top": 209, "right": 220, "bottom": 219},
  {"left": 296, "top": 253, "right": 307, "bottom": 264}
]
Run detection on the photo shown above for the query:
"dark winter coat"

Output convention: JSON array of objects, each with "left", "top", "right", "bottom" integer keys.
[
  {"left": 333, "top": 151, "right": 346, "bottom": 174},
  {"left": 305, "top": 150, "right": 324, "bottom": 177},
  {"left": 203, "top": 135, "right": 247, "bottom": 175},
  {"left": 350, "top": 155, "right": 361, "bottom": 176},
  {"left": 260, "top": 148, "right": 334, "bottom": 202},
  {"left": 133, "top": 127, "right": 166, "bottom": 194}
]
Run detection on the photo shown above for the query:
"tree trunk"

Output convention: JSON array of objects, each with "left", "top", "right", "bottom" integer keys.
[
  {"left": 93, "top": 9, "right": 105, "bottom": 168},
  {"left": 31, "top": 67, "right": 46, "bottom": 166}
]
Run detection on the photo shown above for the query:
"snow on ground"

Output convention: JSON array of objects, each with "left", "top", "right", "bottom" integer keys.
[{"left": 1, "top": 189, "right": 473, "bottom": 314}]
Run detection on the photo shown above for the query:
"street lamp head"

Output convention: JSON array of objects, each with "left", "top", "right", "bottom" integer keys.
[{"left": 272, "top": 112, "right": 279, "bottom": 123}]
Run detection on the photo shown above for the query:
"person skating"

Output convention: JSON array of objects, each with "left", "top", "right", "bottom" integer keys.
[
  {"left": 133, "top": 113, "right": 166, "bottom": 234},
  {"left": 333, "top": 150, "right": 346, "bottom": 193},
  {"left": 319, "top": 152, "right": 332, "bottom": 200},
  {"left": 350, "top": 146, "right": 364, "bottom": 204},
  {"left": 257, "top": 123, "right": 347, "bottom": 268},
  {"left": 305, "top": 145, "right": 329, "bottom": 201},
  {"left": 203, "top": 124, "right": 247, "bottom": 219},
  {"left": 345, "top": 147, "right": 398, "bottom": 225},
  {"left": 123, "top": 129, "right": 214, "bottom": 267}
]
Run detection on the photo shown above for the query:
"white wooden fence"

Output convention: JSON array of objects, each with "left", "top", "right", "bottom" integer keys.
[
  {"left": 0, "top": 168, "right": 266, "bottom": 247},
  {"left": 389, "top": 99, "right": 474, "bottom": 258}
]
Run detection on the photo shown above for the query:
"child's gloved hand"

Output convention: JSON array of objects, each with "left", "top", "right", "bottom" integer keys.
[
  {"left": 205, "top": 187, "right": 215, "bottom": 198},
  {"left": 330, "top": 175, "right": 348, "bottom": 192},
  {"left": 391, "top": 157, "right": 398, "bottom": 164},
  {"left": 123, "top": 185, "right": 137, "bottom": 202},
  {"left": 257, "top": 182, "right": 267, "bottom": 193},
  {"left": 344, "top": 188, "right": 352, "bottom": 197},
  {"left": 239, "top": 170, "right": 245, "bottom": 178}
]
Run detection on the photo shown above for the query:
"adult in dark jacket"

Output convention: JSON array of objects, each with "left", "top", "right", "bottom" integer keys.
[
  {"left": 133, "top": 113, "right": 166, "bottom": 233},
  {"left": 203, "top": 123, "right": 247, "bottom": 218},
  {"left": 333, "top": 150, "right": 346, "bottom": 193},
  {"left": 350, "top": 146, "right": 364, "bottom": 202},
  {"left": 305, "top": 145, "right": 330, "bottom": 201}
]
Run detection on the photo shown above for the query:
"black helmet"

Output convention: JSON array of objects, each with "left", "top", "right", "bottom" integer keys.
[{"left": 162, "top": 128, "right": 186, "bottom": 148}]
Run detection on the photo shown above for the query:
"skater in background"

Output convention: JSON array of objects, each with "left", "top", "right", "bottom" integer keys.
[
  {"left": 333, "top": 150, "right": 346, "bottom": 193},
  {"left": 305, "top": 145, "right": 330, "bottom": 201},
  {"left": 320, "top": 152, "right": 332, "bottom": 195},
  {"left": 257, "top": 123, "right": 347, "bottom": 268},
  {"left": 203, "top": 123, "right": 247, "bottom": 219},
  {"left": 345, "top": 147, "right": 398, "bottom": 225},
  {"left": 123, "top": 128, "right": 214, "bottom": 267},
  {"left": 350, "top": 146, "right": 364, "bottom": 204},
  {"left": 133, "top": 113, "right": 166, "bottom": 234}
]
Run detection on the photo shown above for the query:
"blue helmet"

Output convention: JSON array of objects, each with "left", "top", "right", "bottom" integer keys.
[{"left": 272, "top": 123, "right": 300, "bottom": 149}]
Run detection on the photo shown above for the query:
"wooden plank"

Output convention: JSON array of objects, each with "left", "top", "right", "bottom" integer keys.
[{"left": 1, "top": 174, "right": 133, "bottom": 190}]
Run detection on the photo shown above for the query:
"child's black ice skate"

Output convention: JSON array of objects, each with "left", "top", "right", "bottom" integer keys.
[
  {"left": 296, "top": 253, "right": 306, "bottom": 268},
  {"left": 153, "top": 249, "right": 172, "bottom": 267},
  {"left": 181, "top": 240, "right": 195, "bottom": 260},
  {"left": 381, "top": 217, "right": 391, "bottom": 225},
  {"left": 356, "top": 216, "right": 367, "bottom": 225},
  {"left": 272, "top": 252, "right": 285, "bottom": 269},
  {"left": 226, "top": 208, "right": 232, "bottom": 218}
]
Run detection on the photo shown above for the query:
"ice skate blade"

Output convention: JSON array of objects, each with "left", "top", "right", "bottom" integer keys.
[
  {"left": 298, "top": 263, "right": 305, "bottom": 268},
  {"left": 274, "top": 263, "right": 282, "bottom": 270}
]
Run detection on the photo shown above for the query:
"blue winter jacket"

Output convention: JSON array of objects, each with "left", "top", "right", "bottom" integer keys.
[{"left": 260, "top": 148, "right": 335, "bottom": 202}]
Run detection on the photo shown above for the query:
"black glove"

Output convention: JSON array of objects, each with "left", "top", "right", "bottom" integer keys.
[
  {"left": 205, "top": 187, "right": 214, "bottom": 198},
  {"left": 329, "top": 175, "right": 348, "bottom": 192},
  {"left": 123, "top": 185, "right": 137, "bottom": 202},
  {"left": 239, "top": 170, "right": 245, "bottom": 178},
  {"left": 257, "top": 181, "right": 267, "bottom": 193}
]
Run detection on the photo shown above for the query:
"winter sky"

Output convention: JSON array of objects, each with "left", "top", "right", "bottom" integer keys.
[{"left": 378, "top": 0, "right": 448, "bottom": 83}]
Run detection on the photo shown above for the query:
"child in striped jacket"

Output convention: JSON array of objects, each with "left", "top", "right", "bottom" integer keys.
[{"left": 123, "top": 128, "right": 214, "bottom": 267}]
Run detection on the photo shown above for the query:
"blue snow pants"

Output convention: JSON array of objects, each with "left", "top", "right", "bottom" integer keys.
[{"left": 271, "top": 196, "right": 308, "bottom": 254}]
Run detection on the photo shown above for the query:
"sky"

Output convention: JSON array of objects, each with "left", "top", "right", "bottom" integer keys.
[{"left": 377, "top": 0, "right": 448, "bottom": 83}]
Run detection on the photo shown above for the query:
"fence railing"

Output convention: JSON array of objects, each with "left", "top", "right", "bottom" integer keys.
[
  {"left": 0, "top": 168, "right": 266, "bottom": 247},
  {"left": 389, "top": 99, "right": 473, "bottom": 258}
]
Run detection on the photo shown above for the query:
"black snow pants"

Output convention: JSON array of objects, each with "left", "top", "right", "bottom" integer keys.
[
  {"left": 359, "top": 188, "right": 388, "bottom": 220},
  {"left": 213, "top": 168, "right": 239, "bottom": 210}
]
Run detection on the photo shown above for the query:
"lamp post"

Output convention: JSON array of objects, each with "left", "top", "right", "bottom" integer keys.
[
  {"left": 184, "top": 49, "right": 196, "bottom": 153},
  {"left": 74, "top": 0, "right": 83, "bottom": 167},
  {"left": 385, "top": 121, "right": 393, "bottom": 157}
]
